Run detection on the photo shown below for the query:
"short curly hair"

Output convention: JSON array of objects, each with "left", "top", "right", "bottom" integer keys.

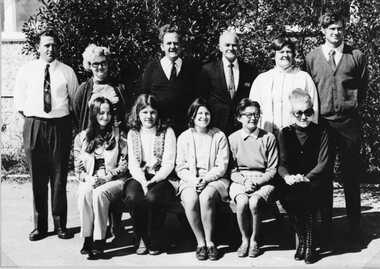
[
  {"left": 158, "top": 24, "right": 181, "bottom": 43},
  {"left": 82, "top": 44, "right": 111, "bottom": 71},
  {"left": 319, "top": 12, "right": 345, "bottom": 29},
  {"left": 268, "top": 36, "right": 296, "bottom": 59}
]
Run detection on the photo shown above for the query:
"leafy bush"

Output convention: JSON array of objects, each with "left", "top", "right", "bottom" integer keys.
[{"left": 21, "top": 0, "right": 379, "bottom": 176}]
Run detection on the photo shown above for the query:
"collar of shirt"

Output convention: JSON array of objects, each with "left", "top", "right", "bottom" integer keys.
[
  {"left": 222, "top": 57, "right": 239, "bottom": 90},
  {"left": 322, "top": 42, "right": 344, "bottom": 62},
  {"left": 240, "top": 128, "right": 260, "bottom": 140},
  {"left": 273, "top": 65, "right": 296, "bottom": 74},
  {"left": 38, "top": 58, "right": 58, "bottom": 71},
  {"left": 222, "top": 57, "right": 239, "bottom": 70},
  {"left": 160, "top": 56, "right": 182, "bottom": 79}
]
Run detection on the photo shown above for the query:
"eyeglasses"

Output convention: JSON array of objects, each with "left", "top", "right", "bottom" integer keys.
[
  {"left": 241, "top": 112, "right": 260, "bottom": 119},
  {"left": 91, "top": 61, "right": 108, "bottom": 68},
  {"left": 293, "top": 108, "right": 314, "bottom": 118}
]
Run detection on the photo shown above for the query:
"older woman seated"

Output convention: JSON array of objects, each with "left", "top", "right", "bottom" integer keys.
[
  {"left": 277, "top": 89, "right": 333, "bottom": 264},
  {"left": 74, "top": 97, "right": 128, "bottom": 257}
]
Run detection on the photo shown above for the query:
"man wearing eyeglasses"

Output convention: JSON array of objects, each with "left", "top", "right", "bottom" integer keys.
[
  {"left": 14, "top": 30, "right": 78, "bottom": 241},
  {"left": 305, "top": 12, "right": 368, "bottom": 242}
]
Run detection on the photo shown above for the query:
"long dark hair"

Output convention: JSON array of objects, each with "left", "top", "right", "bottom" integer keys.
[
  {"left": 127, "top": 94, "right": 170, "bottom": 134},
  {"left": 187, "top": 97, "right": 214, "bottom": 129},
  {"left": 85, "top": 96, "right": 115, "bottom": 153}
]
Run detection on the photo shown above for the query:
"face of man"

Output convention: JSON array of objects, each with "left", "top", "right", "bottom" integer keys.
[
  {"left": 38, "top": 35, "right": 58, "bottom": 63},
  {"left": 160, "top": 32, "right": 181, "bottom": 61},
  {"left": 322, "top": 20, "right": 344, "bottom": 48},
  {"left": 219, "top": 33, "right": 239, "bottom": 63}
]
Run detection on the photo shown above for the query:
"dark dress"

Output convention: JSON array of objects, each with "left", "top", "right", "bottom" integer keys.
[{"left": 277, "top": 123, "right": 333, "bottom": 214}]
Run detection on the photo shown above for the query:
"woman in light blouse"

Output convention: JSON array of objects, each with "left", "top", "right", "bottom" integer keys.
[
  {"left": 228, "top": 98, "right": 278, "bottom": 258},
  {"left": 73, "top": 44, "right": 128, "bottom": 132},
  {"left": 249, "top": 37, "right": 318, "bottom": 136},
  {"left": 176, "top": 97, "right": 230, "bottom": 261},
  {"left": 74, "top": 97, "right": 128, "bottom": 257},
  {"left": 122, "top": 94, "right": 177, "bottom": 255}
]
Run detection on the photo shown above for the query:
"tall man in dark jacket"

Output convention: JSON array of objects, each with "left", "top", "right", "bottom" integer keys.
[
  {"left": 305, "top": 12, "right": 368, "bottom": 241},
  {"left": 198, "top": 30, "right": 258, "bottom": 135},
  {"left": 141, "top": 24, "right": 200, "bottom": 136}
]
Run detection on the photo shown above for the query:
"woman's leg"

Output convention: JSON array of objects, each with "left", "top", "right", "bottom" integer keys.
[
  {"left": 248, "top": 194, "right": 264, "bottom": 257},
  {"left": 77, "top": 182, "right": 94, "bottom": 238},
  {"left": 198, "top": 186, "right": 220, "bottom": 247},
  {"left": 122, "top": 179, "right": 147, "bottom": 245},
  {"left": 181, "top": 188, "right": 206, "bottom": 247},
  {"left": 92, "top": 180, "right": 124, "bottom": 240},
  {"left": 235, "top": 194, "right": 250, "bottom": 246}
]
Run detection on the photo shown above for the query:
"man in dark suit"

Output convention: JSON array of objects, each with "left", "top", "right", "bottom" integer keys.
[
  {"left": 141, "top": 24, "right": 200, "bottom": 136},
  {"left": 199, "top": 30, "right": 258, "bottom": 135}
]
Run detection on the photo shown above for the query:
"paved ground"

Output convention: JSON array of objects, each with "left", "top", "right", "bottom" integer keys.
[{"left": 1, "top": 180, "right": 380, "bottom": 268}]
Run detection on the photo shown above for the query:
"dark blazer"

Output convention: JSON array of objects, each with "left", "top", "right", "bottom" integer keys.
[{"left": 198, "top": 59, "right": 258, "bottom": 135}]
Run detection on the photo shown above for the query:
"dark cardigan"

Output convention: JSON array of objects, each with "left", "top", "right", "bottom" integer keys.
[{"left": 73, "top": 78, "right": 127, "bottom": 132}]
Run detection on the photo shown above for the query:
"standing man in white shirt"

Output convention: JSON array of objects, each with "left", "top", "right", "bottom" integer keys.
[
  {"left": 306, "top": 12, "right": 368, "bottom": 242},
  {"left": 14, "top": 30, "right": 79, "bottom": 241},
  {"left": 199, "top": 30, "right": 258, "bottom": 135}
]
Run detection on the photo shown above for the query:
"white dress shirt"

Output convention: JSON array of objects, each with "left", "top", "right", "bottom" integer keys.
[
  {"left": 222, "top": 57, "right": 240, "bottom": 90},
  {"left": 14, "top": 59, "right": 78, "bottom": 118},
  {"left": 160, "top": 57, "right": 182, "bottom": 80},
  {"left": 322, "top": 42, "right": 344, "bottom": 65}
]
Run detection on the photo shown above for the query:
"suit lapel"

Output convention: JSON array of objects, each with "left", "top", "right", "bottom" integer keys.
[{"left": 217, "top": 59, "right": 231, "bottom": 101}]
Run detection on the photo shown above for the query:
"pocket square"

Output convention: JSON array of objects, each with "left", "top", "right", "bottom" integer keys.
[{"left": 244, "top": 82, "right": 251, "bottom": 87}]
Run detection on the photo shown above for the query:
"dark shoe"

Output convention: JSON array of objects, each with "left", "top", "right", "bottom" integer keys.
[
  {"left": 136, "top": 239, "right": 148, "bottom": 255},
  {"left": 80, "top": 236, "right": 93, "bottom": 255},
  {"left": 290, "top": 214, "right": 306, "bottom": 260},
  {"left": 248, "top": 244, "right": 260, "bottom": 258},
  {"left": 56, "top": 228, "right": 70, "bottom": 239},
  {"left": 207, "top": 246, "right": 219, "bottom": 261},
  {"left": 148, "top": 240, "right": 161, "bottom": 255},
  {"left": 237, "top": 243, "right": 249, "bottom": 257},
  {"left": 29, "top": 229, "right": 47, "bottom": 241},
  {"left": 195, "top": 246, "right": 208, "bottom": 261},
  {"left": 304, "top": 212, "right": 317, "bottom": 264},
  {"left": 92, "top": 239, "right": 106, "bottom": 256}
]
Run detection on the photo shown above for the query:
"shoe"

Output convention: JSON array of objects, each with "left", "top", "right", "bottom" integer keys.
[
  {"left": 207, "top": 246, "right": 219, "bottom": 261},
  {"left": 195, "top": 246, "right": 208, "bottom": 261},
  {"left": 29, "top": 229, "right": 47, "bottom": 241},
  {"left": 80, "top": 236, "right": 93, "bottom": 255},
  {"left": 148, "top": 240, "right": 161, "bottom": 255},
  {"left": 92, "top": 239, "right": 106, "bottom": 256},
  {"left": 136, "top": 239, "right": 148, "bottom": 255},
  {"left": 304, "top": 213, "right": 317, "bottom": 264},
  {"left": 237, "top": 243, "right": 249, "bottom": 257},
  {"left": 248, "top": 244, "right": 260, "bottom": 258},
  {"left": 56, "top": 228, "right": 70, "bottom": 239}
]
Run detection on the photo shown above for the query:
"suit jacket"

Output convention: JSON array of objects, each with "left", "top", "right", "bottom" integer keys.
[{"left": 198, "top": 59, "right": 258, "bottom": 135}]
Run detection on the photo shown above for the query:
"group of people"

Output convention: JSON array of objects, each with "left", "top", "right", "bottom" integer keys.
[{"left": 14, "top": 11, "right": 367, "bottom": 265}]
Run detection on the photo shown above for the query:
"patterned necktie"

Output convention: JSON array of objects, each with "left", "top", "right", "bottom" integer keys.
[
  {"left": 43, "top": 64, "right": 51, "bottom": 113},
  {"left": 169, "top": 61, "right": 176, "bottom": 81},
  {"left": 328, "top": 50, "right": 336, "bottom": 71},
  {"left": 228, "top": 63, "right": 235, "bottom": 99}
]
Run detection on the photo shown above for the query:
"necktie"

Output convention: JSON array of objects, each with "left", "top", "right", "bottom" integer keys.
[
  {"left": 328, "top": 50, "right": 336, "bottom": 71},
  {"left": 169, "top": 61, "right": 176, "bottom": 81},
  {"left": 228, "top": 63, "right": 235, "bottom": 99},
  {"left": 43, "top": 64, "right": 51, "bottom": 113}
]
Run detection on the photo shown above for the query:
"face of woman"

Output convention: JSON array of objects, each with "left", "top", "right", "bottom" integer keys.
[
  {"left": 238, "top": 106, "right": 260, "bottom": 133},
  {"left": 139, "top": 106, "right": 158, "bottom": 129},
  {"left": 91, "top": 55, "right": 108, "bottom": 82},
  {"left": 292, "top": 100, "right": 314, "bottom": 128},
  {"left": 97, "top": 103, "right": 112, "bottom": 129},
  {"left": 275, "top": 45, "right": 294, "bottom": 70},
  {"left": 194, "top": 106, "right": 211, "bottom": 131}
]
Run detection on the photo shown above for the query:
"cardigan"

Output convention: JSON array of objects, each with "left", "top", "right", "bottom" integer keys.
[
  {"left": 228, "top": 128, "right": 278, "bottom": 186},
  {"left": 175, "top": 127, "right": 230, "bottom": 184},
  {"left": 73, "top": 77, "right": 128, "bottom": 132},
  {"left": 305, "top": 44, "right": 368, "bottom": 121},
  {"left": 249, "top": 66, "right": 319, "bottom": 133},
  {"left": 277, "top": 123, "right": 333, "bottom": 182},
  {"left": 74, "top": 127, "right": 128, "bottom": 182},
  {"left": 140, "top": 59, "right": 200, "bottom": 136}
]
